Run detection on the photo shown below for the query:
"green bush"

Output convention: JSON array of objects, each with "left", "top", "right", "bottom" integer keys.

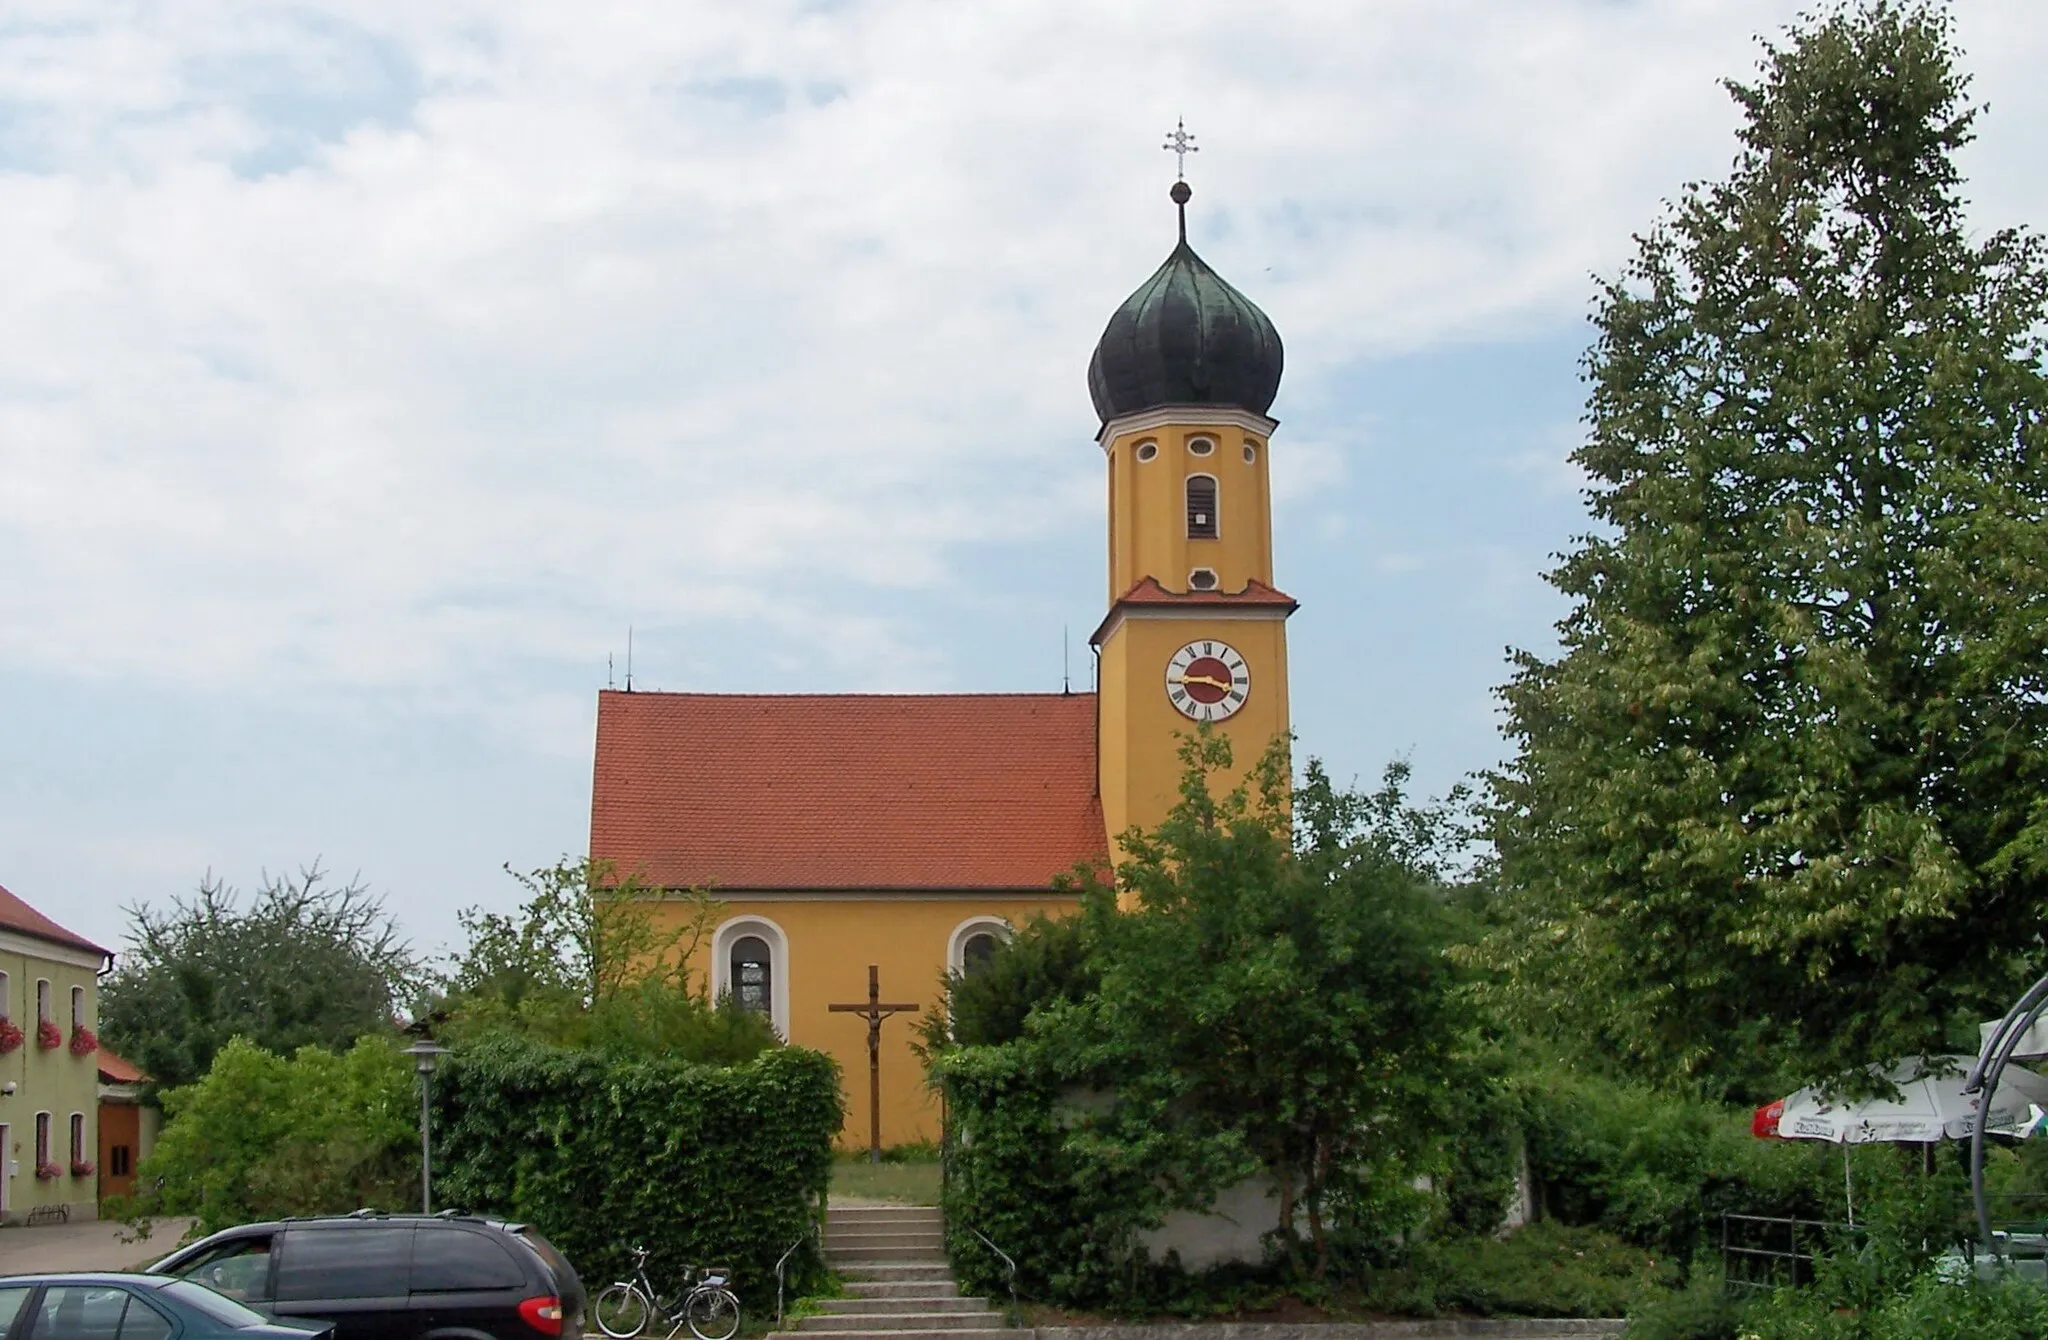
[
  {"left": 434, "top": 1035, "right": 841, "bottom": 1307},
  {"left": 1361, "top": 1223, "right": 1675, "bottom": 1320},
  {"left": 136, "top": 1035, "right": 416, "bottom": 1233},
  {"left": 1622, "top": 1268, "right": 1745, "bottom": 1340},
  {"left": 1740, "top": 1269, "right": 2048, "bottom": 1340},
  {"left": 1519, "top": 1068, "right": 1837, "bottom": 1264}
]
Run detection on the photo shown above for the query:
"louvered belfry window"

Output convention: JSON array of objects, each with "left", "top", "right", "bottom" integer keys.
[{"left": 1186, "top": 475, "right": 1218, "bottom": 539}]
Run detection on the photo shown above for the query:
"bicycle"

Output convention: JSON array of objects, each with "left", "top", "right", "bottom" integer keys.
[{"left": 593, "top": 1247, "right": 741, "bottom": 1340}]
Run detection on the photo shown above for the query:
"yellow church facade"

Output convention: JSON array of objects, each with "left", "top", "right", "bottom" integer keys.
[{"left": 589, "top": 178, "right": 1296, "bottom": 1149}]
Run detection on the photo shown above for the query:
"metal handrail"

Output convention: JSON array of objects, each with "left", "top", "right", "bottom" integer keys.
[
  {"left": 1968, "top": 969, "right": 2048, "bottom": 1266},
  {"left": 775, "top": 1224, "right": 816, "bottom": 1325},
  {"left": 968, "top": 1228, "right": 1018, "bottom": 1316}
]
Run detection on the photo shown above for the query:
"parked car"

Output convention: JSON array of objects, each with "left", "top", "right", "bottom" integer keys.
[
  {"left": 0, "top": 1272, "right": 331, "bottom": 1340},
  {"left": 148, "top": 1214, "right": 584, "bottom": 1340}
]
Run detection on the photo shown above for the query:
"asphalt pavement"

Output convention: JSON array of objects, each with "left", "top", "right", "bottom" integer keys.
[{"left": 0, "top": 1217, "right": 197, "bottom": 1275}]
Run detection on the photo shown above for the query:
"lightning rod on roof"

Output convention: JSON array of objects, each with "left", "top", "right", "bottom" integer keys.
[
  {"left": 1063, "top": 625, "right": 1071, "bottom": 696},
  {"left": 626, "top": 626, "right": 634, "bottom": 692}
]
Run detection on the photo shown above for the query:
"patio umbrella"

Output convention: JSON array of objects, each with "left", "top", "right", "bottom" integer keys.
[
  {"left": 1757, "top": 1056, "right": 2048, "bottom": 1145},
  {"left": 1750, "top": 1056, "right": 2048, "bottom": 1225}
]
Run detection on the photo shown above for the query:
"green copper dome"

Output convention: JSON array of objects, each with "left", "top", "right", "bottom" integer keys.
[{"left": 1087, "top": 184, "right": 1284, "bottom": 424}]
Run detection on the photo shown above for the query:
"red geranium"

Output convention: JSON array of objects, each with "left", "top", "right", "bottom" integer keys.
[
  {"left": 0, "top": 1018, "right": 22, "bottom": 1054},
  {"left": 34, "top": 1161, "right": 62, "bottom": 1181},
  {"left": 71, "top": 1159, "right": 96, "bottom": 1178},
  {"left": 35, "top": 1018, "right": 62, "bottom": 1051},
  {"left": 69, "top": 1024, "right": 98, "bottom": 1057}
]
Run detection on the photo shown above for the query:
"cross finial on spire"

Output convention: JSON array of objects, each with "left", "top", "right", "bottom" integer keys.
[{"left": 1162, "top": 118, "right": 1198, "bottom": 181}]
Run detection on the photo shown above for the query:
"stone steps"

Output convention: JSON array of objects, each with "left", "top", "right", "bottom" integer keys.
[{"left": 772, "top": 1203, "right": 1008, "bottom": 1340}]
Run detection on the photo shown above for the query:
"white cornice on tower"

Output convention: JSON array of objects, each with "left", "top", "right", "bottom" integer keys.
[{"left": 1095, "top": 405, "right": 1278, "bottom": 450}]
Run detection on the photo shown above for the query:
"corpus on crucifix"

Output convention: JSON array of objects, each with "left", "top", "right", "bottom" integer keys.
[{"left": 829, "top": 964, "right": 920, "bottom": 1164}]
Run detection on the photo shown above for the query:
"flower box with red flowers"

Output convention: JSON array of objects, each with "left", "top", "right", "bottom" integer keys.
[
  {"left": 0, "top": 1019, "right": 21, "bottom": 1054},
  {"left": 71, "top": 1159, "right": 96, "bottom": 1178},
  {"left": 69, "top": 1024, "right": 98, "bottom": 1057},
  {"left": 35, "top": 1018, "right": 62, "bottom": 1051},
  {"left": 34, "top": 1161, "right": 62, "bottom": 1181}
]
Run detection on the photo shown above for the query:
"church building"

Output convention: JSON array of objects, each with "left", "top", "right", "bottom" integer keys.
[{"left": 589, "top": 177, "right": 1294, "bottom": 1149}]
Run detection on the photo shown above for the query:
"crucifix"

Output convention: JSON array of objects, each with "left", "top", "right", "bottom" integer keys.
[{"left": 829, "top": 964, "right": 921, "bottom": 1164}]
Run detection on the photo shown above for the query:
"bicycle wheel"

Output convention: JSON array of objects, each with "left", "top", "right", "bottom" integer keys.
[
  {"left": 685, "top": 1287, "right": 740, "bottom": 1340},
  {"left": 594, "top": 1283, "right": 653, "bottom": 1338}
]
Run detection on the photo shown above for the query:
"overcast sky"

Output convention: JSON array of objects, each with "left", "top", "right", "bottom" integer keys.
[{"left": 5, "top": 0, "right": 2045, "bottom": 963}]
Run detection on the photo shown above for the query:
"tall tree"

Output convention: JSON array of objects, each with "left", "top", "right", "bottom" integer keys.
[
  {"left": 1479, "top": 2, "right": 2048, "bottom": 1095},
  {"left": 1069, "top": 735, "right": 1469, "bottom": 1278},
  {"left": 101, "top": 866, "right": 423, "bottom": 1089}
]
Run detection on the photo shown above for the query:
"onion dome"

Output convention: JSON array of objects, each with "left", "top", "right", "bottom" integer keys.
[{"left": 1087, "top": 181, "right": 1284, "bottom": 424}]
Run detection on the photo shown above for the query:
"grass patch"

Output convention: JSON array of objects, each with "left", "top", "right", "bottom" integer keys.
[{"left": 830, "top": 1153, "right": 942, "bottom": 1205}]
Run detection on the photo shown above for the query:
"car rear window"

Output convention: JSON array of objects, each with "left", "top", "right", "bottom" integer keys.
[
  {"left": 277, "top": 1226, "right": 415, "bottom": 1301},
  {"left": 410, "top": 1229, "right": 526, "bottom": 1292},
  {"left": 160, "top": 1281, "right": 272, "bottom": 1329}
]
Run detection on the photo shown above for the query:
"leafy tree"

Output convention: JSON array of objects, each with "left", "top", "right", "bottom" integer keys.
[
  {"left": 1477, "top": 1, "right": 2048, "bottom": 1097},
  {"left": 101, "top": 866, "right": 423, "bottom": 1089},
  {"left": 131, "top": 1035, "right": 416, "bottom": 1231},
  {"left": 915, "top": 912, "right": 1096, "bottom": 1054},
  {"left": 942, "top": 733, "right": 1470, "bottom": 1284},
  {"left": 441, "top": 858, "right": 776, "bottom": 1063}
]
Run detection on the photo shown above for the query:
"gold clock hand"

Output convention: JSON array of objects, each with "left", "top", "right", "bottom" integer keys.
[{"left": 1173, "top": 674, "right": 1233, "bottom": 691}]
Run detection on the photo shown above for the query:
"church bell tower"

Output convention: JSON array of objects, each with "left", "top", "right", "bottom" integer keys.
[{"left": 1088, "top": 172, "right": 1295, "bottom": 853}]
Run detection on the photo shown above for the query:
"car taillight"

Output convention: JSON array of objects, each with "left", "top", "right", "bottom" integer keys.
[{"left": 519, "top": 1296, "right": 565, "bottom": 1336}]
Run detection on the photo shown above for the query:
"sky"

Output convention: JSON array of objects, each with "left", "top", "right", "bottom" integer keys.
[{"left": 3, "top": 0, "right": 2045, "bottom": 964}]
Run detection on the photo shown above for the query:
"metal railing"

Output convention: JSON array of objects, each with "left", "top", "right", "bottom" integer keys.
[
  {"left": 1722, "top": 1213, "right": 1855, "bottom": 1295},
  {"left": 967, "top": 1228, "right": 1019, "bottom": 1318},
  {"left": 775, "top": 1221, "right": 819, "bottom": 1325}
]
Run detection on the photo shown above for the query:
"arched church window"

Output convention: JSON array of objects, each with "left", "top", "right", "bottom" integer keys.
[
  {"left": 961, "top": 933, "right": 1000, "bottom": 978},
  {"left": 730, "top": 935, "right": 773, "bottom": 1016},
  {"left": 1186, "top": 475, "right": 1219, "bottom": 539}
]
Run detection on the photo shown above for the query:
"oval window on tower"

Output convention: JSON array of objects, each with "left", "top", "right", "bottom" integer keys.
[
  {"left": 730, "top": 935, "right": 773, "bottom": 1016},
  {"left": 1186, "top": 475, "right": 1219, "bottom": 539},
  {"left": 1135, "top": 441, "right": 1159, "bottom": 463},
  {"left": 1187, "top": 436, "right": 1216, "bottom": 457},
  {"left": 1243, "top": 441, "right": 1258, "bottom": 464}
]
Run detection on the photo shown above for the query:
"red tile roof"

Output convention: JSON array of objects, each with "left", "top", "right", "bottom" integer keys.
[
  {"left": 99, "top": 1049, "right": 149, "bottom": 1085},
  {"left": 591, "top": 691, "right": 1107, "bottom": 890},
  {"left": 0, "top": 884, "right": 113, "bottom": 959},
  {"left": 1090, "top": 577, "right": 1298, "bottom": 644}
]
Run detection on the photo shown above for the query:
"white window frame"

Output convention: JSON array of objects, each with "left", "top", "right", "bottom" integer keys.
[
  {"left": 0, "top": 970, "right": 9, "bottom": 1020},
  {"left": 34, "top": 1111, "right": 50, "bottom": 1168},
  {"left": 1186, "top": 473, "right": 1221, "bottom": 539},
  {"left": 709, "top": 915, "right": 791, "bottom": 1039},
  {"left": 71, "top": 984, "right": 85, "bottom": 1030},
  {"left": 947, "top": 917, "right": 1013, "bottom": 978},
  {"left": 1134, "top": 439, "right": 1159, "bottom": 463},
  {"left": 35, "top": 978, "right": 49, "bottom": 1023},
  {"left": 1186, "top": 434, "right": 1217, "bottom": 457},
  {"left": 69, "top": 1112, "right": 85, "bottom": 1164}
]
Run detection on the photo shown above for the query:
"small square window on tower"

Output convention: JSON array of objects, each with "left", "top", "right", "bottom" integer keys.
[{"left": 1186, "top": 475, "right": 1218, "bottom": 539}]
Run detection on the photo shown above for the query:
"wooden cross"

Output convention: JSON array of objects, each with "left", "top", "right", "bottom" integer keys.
[{"left": 829, "top": 965, "right": 921, "bottom": 1164}]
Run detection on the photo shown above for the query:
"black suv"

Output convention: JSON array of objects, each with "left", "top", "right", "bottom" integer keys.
[{"left": 149, "top": 1214, "right": 585, "bottom": 1340}]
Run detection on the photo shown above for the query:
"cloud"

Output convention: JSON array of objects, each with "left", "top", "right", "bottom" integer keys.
[{"left": 1, "top": 0, "right": 2043, "bottom": 724}]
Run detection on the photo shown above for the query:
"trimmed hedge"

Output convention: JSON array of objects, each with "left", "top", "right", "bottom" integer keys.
[{"left": 434, "top": 1035, "right": 842, "bottom": 1306}]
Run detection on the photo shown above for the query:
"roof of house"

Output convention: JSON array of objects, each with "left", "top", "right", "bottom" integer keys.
[
  {"left": 99, "top": 1050, "right": 148, "bottom": 1086},
  {"left": 0, "top": 884, "right": 113, "bottom": 959},
  {"left": 591, "top": 691, "right": 1107, "bottom": 891}
]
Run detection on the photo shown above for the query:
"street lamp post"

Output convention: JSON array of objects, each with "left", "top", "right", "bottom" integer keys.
[{"left": 403, "top": 1041, "right": 452, "bottom": 1214}]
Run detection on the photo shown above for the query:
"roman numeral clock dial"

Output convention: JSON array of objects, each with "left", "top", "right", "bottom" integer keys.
[{"left": 1165, "top": 640, "right": 1250, "bottom": 722}]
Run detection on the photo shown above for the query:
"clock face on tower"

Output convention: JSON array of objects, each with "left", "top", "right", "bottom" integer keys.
[{"left": 1166, "top": 640, "right": 1250, "bottom": 722}]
